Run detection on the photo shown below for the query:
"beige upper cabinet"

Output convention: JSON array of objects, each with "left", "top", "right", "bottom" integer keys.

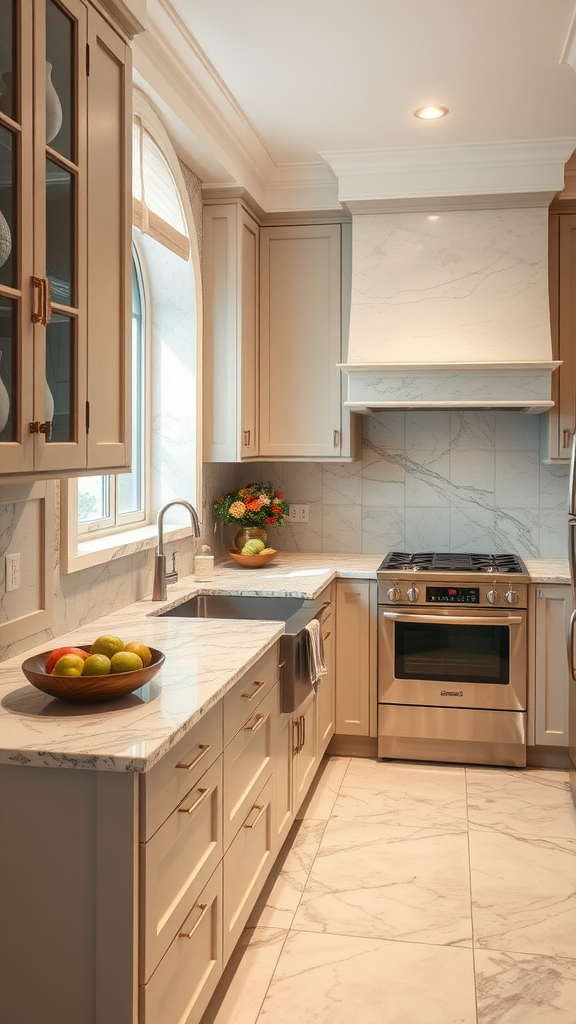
[
  {"left": 545, "top": 192, "right": 576, "bottom": 462},
  {"left": 203, "top": 201, "right": 259, "bottom": 462},
  {"left": 259, "top": 223, "right": 343, "bottom": 458},
  {"left": 0, "top": 0, "right": 131, "bottom": 481}
]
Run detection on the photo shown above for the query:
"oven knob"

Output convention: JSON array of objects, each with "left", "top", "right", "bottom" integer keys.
[
  {"left": 505, "top": 589, "right": 519, "bottom": 605},
  {"left": 387, "top": 586, "right": 402, "bottom": 603},
  {"left": 486, "top": 588, "right": 499, "bottom": 605},
  {"left": 407, "top": 586, "right": 419, "bottom": 603}
]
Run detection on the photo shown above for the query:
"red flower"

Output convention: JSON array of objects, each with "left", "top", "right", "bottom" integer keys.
[
  {"left": 246, "top": 482, "right": 254, "bottom": 487},
  {"left": 216, "top": 498, "right": 223, "bottom": 503},
  {"left": 266, "top": 516, "right": 275, "bottom": 524},
  {"left": 275, "top": 491, "right": 284, "bottom": 498},
  {"left": 272, "top": 505, "right": 281, "bottom": 513}
]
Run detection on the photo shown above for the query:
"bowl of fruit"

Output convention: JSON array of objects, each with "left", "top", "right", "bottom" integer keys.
[
  {"left": 228, "top": 538, "right": 278, "bottom": 568},
  {"left": 21, "top": 635, "right": 165, "bottom": 703}
]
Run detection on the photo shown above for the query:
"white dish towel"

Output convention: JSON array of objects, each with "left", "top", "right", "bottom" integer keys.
[{"left": 304, "top": 618, "right": 327, "bottom": 690}]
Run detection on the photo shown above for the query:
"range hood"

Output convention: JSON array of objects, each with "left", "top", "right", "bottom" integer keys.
[{"left": 339, "top": 206, "right": 560, "bottom": 414}]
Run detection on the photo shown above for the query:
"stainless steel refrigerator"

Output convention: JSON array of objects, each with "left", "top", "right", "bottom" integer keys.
[{"left": 567, "top": 437, "right": 576, "bottom": 802}]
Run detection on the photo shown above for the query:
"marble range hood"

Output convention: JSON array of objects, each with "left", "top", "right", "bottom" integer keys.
[{"left": 339, "top": 206, "right": 560, "bottom": 414}]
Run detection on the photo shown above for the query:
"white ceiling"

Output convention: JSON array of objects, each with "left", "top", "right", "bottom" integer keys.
[{"left": 169, "top": 0, "right": 576, "bottom": 166}]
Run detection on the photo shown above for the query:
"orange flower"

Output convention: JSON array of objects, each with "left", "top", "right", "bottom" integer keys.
[{"left": 245, "top": 499, "right": 261, "bottom": 511}]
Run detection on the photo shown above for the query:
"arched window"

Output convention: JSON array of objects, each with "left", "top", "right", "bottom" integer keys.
[{"left": 65, "top": 98, "right": 202, "bottom": 570}]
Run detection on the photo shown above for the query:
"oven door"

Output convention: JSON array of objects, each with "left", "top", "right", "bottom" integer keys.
[{"left": 379, "top": 606, "right": 526, "bottom": 712}]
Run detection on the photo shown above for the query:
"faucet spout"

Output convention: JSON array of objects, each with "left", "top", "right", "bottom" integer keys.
[{"left": 152, "top": 499, "right": 201, "bottom": 601}]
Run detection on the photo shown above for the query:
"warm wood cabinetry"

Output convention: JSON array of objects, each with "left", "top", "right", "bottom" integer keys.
[
  {"left": 334, "top": 579, "right": 377, "bottom": 738},
  {"left": 0, "top": 0, "right": 131, "bottom": 480}
]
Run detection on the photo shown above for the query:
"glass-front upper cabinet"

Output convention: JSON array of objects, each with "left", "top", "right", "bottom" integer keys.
[{"left": 0, "top": 0, "right": 131, "bottom": 479}]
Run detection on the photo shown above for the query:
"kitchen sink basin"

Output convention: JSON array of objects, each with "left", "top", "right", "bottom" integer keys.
[
  {"left": 156, "top": 592, "right": 326, "bottom": 713},
  {"left": 158, "top": 593, "right": 318, "bottom": 632}
]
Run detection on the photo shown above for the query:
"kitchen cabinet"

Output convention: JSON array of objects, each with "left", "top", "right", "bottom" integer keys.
[
  {"left": 202, "top": 199, "right": 359, "bottom": 462},
  {"left": 317, "top": 583, "right": 335, "bottom": 756},
  {"left": 529, "top": 584, "right": 571, "bottom": 748},
  {"left": 259, "top": 223, "right": 346, "bottom": 458},
  {"left": 544, "top": 208, "right": 576, "bottom": 462},
  {"left": 0, "top": 0, "right": 131, "bottom": 481},
  {"left": 203, "top": 201, "right": 259, "bottom": 462},
  {"left": 334, "top": 579, "right": 378, "bottom": 738}
]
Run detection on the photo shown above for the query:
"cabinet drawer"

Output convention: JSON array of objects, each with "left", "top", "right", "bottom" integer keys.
[
  {"left": 141, "top": 702, "right": 222, "bottom": 841},
  {"left": 223, "top": 645, "right": 278, "bottom": 745},
  {"left": 141, "top": 756, "right": 223, "bottom": 982},
  {"left": 141, "top": 864, "right": 222, "bottom": 1024},
  {"left": 223, "top": 687, "right": 275, "bottom": 850},
  {"left": 223, "top": 775, "right": 274, "bottom": 963}
]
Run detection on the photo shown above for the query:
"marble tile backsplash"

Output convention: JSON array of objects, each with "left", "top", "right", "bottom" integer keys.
[{"left": 259, "top": 411, "right": 569, "bottom": 560}]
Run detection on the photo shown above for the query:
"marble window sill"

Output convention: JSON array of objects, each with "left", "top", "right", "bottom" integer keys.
[{"left": 62, "top": 523, "right": 196, "bottom": 574}]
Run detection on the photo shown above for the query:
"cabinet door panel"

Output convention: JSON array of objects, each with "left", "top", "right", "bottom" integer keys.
[
  {"left": 223, "top": 775, "right": 274, "bottom": 962},
  {"left": 223, "top": 687, "right": 274, "bottom": 850},
  {"left": 272, "top": 685, "right": 294, "bottom": 854},
  {"left": 86, "top": 6, "right": 131, "bottom": 469},
  {"left": 259, "top": 224, "right": 342, "bottom": 457},
  {"left": 293, "top": 691, "right": 318, "bottom": 812},
  {"left": 317, "top": 615, "right": 335, "bottom": 756},
  {"left": 533, "top": 585, "right": 571, "bottom": 746},
  {"left": 335, "top": 580, "right": 371, "bottom": 736}
]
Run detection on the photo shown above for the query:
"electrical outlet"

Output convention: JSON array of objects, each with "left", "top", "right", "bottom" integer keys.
[
  {"left": 5, "top": 552, "right": 20, "bottom": 592},
  {"left": 288, "top": 504, "right": 309, "bottom": 523}
]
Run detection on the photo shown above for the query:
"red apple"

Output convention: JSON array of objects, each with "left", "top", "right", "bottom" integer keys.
[{"left": 45, "top": 646, "right": 90, "bottom": 675}]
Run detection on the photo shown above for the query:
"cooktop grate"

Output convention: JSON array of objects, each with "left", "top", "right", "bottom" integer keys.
[{"left": 378, "top": 551, "right": 527, "bottom": 574}]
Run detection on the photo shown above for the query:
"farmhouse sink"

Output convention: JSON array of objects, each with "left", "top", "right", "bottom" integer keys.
[{"left": 157, "top": 592, "right": 325, "bottom": 712}]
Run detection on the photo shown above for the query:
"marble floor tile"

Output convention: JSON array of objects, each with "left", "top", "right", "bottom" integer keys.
[
  {"left": 469, "top": 826, "right": 576, "bottom": 958},
  {"left": 256, "top": 930, "right": 477, "bottom": 1024},
  {"left": 247, "top": 819, "right": 327, "bottom": 929},
  {"left": 334, "top": 759, "right": 467, "bottom": 829},
  {"left": 475, "top": 948, "right": 576, "bottom": 1024},
  {"left": 293, "top": 818, "right": 472, "bottom": 946},
  {"left": 201, "top": 927, "right": 288, "bottom": 1024},
  {"left": 466, "top": 767, "right": 576, "bottom": 840},
  {"left": 295, "top": 755, "right": 350, "bottom": 820}
]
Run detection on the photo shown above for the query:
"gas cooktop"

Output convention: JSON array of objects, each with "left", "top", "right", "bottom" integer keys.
[{"left": 378, "top": 551, "right": 527, "bottom": 575}]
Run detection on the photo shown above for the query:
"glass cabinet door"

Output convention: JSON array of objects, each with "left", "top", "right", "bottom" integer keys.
[
  {"left": 0, "top": 0, "right": 35, "bottom": 470},
  {"left": 34, "top": 0, "right": 87, "bottom": 471}
]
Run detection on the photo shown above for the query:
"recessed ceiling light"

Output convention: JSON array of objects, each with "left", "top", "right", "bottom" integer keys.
[{"left": 414, "top": 106, "right": 449, "bottom": 120}]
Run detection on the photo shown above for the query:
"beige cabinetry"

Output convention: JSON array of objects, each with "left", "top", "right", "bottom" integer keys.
[
  {"left": 202, "top": 201, "right": 358, "bottom": 463},
  {"left": 203, "top": 201, "right": 259, "bottom": 462},
  {"left": 334, "top": 579, "right": 377, "bottom": 738},
  {"left": 529, "top": 584, "right": 571, "bottom": 748},
  {"left": 259, "top": 224, "right": 346, "bottom": 458},
  {"left": 0, "top": 0, "right": 131, "bottom": 481},
  {"left": 317, "top": 584, "right": 336, "bottom": 756}
]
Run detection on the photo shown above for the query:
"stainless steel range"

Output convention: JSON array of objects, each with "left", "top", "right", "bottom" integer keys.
[{"left": 377, "top": 551, "right": 529, "bottom": 767}]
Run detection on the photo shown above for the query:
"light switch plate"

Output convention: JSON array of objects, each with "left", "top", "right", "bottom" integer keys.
[{"left": 288, "top": 504, "right": 309, "bottom": 523}]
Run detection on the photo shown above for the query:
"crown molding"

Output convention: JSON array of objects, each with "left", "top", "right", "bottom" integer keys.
[
  {"left": 322, "top": 138, "right": 576, "bottom": 209},
  {"left": 94, "top": 0, "right": 147, "bottom": 37}
]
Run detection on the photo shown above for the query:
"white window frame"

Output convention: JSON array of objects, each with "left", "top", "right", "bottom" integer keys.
[{"left": 75, "top": 246, "right": 150, "bottom": 539}]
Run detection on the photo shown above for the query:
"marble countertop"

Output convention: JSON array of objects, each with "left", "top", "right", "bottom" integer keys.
[{"left": 0, "top": 551, "right": 570, "bottom": 774}]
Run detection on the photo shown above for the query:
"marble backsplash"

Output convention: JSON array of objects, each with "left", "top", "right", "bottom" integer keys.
[{"left": 259, "top": 410, "right": 570, "bottom": 560}]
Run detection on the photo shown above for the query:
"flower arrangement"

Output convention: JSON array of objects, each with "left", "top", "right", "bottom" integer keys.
[{"left": 212, "top": 482, "right": 289, "bottom": 528}]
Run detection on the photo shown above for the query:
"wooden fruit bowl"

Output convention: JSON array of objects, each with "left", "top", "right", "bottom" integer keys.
[
  {"left": 228, "top": 548, "right": 278, "bottom": 568},
  {"left": 21, "top": 646, "right": 165, "bottom": 703}
]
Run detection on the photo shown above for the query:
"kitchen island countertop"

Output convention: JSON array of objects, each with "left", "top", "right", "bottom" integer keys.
[{"left": 0, "top": 551, "right": 569, "bottom": 773}]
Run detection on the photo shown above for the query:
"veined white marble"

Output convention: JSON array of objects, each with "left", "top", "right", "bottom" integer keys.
[{"left": 348, "top": 209, "right": 552, "bottom": 366}]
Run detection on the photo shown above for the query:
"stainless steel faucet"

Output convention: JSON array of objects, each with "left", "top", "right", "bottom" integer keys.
[{"left": 152, "top": 499, "right": 201, "bottom": 601}]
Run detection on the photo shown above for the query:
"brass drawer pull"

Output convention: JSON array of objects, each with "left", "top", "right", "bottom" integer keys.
[
  {"left": 178, "top": 787, "right": 209, "bottom": 816},
  {"left": 323, "top": 630, "right": 332, "bottom": 641},
  {"left": 243, "top": 429, "right": 251, "bottom": 446},
  {"left": 243, "top": 803, "right": 265, "bottom": 829},
  {"left": 175, "top": 743, "right": 211, "bottom": 772},
  {"left": 321, "top": 601, "right": 333, "bottom": 612},
  {"left": 31, "top": 276, "right": 46, "bottom": 324},
  {"left": 241, "top": 679, "right": 267, "bottom": 700},
  {"left": 245, "top": 712, "right": 267, "bottom": 733},
  {"left": 179, "top": 902, "right": 208, "bottom": 939}
]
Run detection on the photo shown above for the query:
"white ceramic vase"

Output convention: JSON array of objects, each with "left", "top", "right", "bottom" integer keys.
[
  {"left": 45, "top": 62, "right": 62, "bottom": 144},
  {"left": 0, "top": 352, "right": 10, "bottom": 435},
  {"left": 0, "top": 208, "right": 11, "bottom": 269}
]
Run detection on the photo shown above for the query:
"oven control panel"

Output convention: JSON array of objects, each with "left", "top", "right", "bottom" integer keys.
[
  {"left": 379, "top": 579, "right": 528, "bottom": 608},
  {"left": 426, "top": 587, "right": 479, "bottom": 603}
]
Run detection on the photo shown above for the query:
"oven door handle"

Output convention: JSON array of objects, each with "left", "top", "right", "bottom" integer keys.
[
  {"left": 381, "top": 612, "right": 523, "bottom": 626},
  {"left": 569, "top": 609, "right": 576, "bottom": 679}
]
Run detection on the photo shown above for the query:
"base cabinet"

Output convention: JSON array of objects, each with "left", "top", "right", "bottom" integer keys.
[
  {"left": 334, "top": 579, "right": 377, "bottom": 737},
  {"left": 317, "top": 590, "right": 335, "bottom": 756},
  {"left": 530, "top": 584, "right": 571, "bottom": 746}
]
